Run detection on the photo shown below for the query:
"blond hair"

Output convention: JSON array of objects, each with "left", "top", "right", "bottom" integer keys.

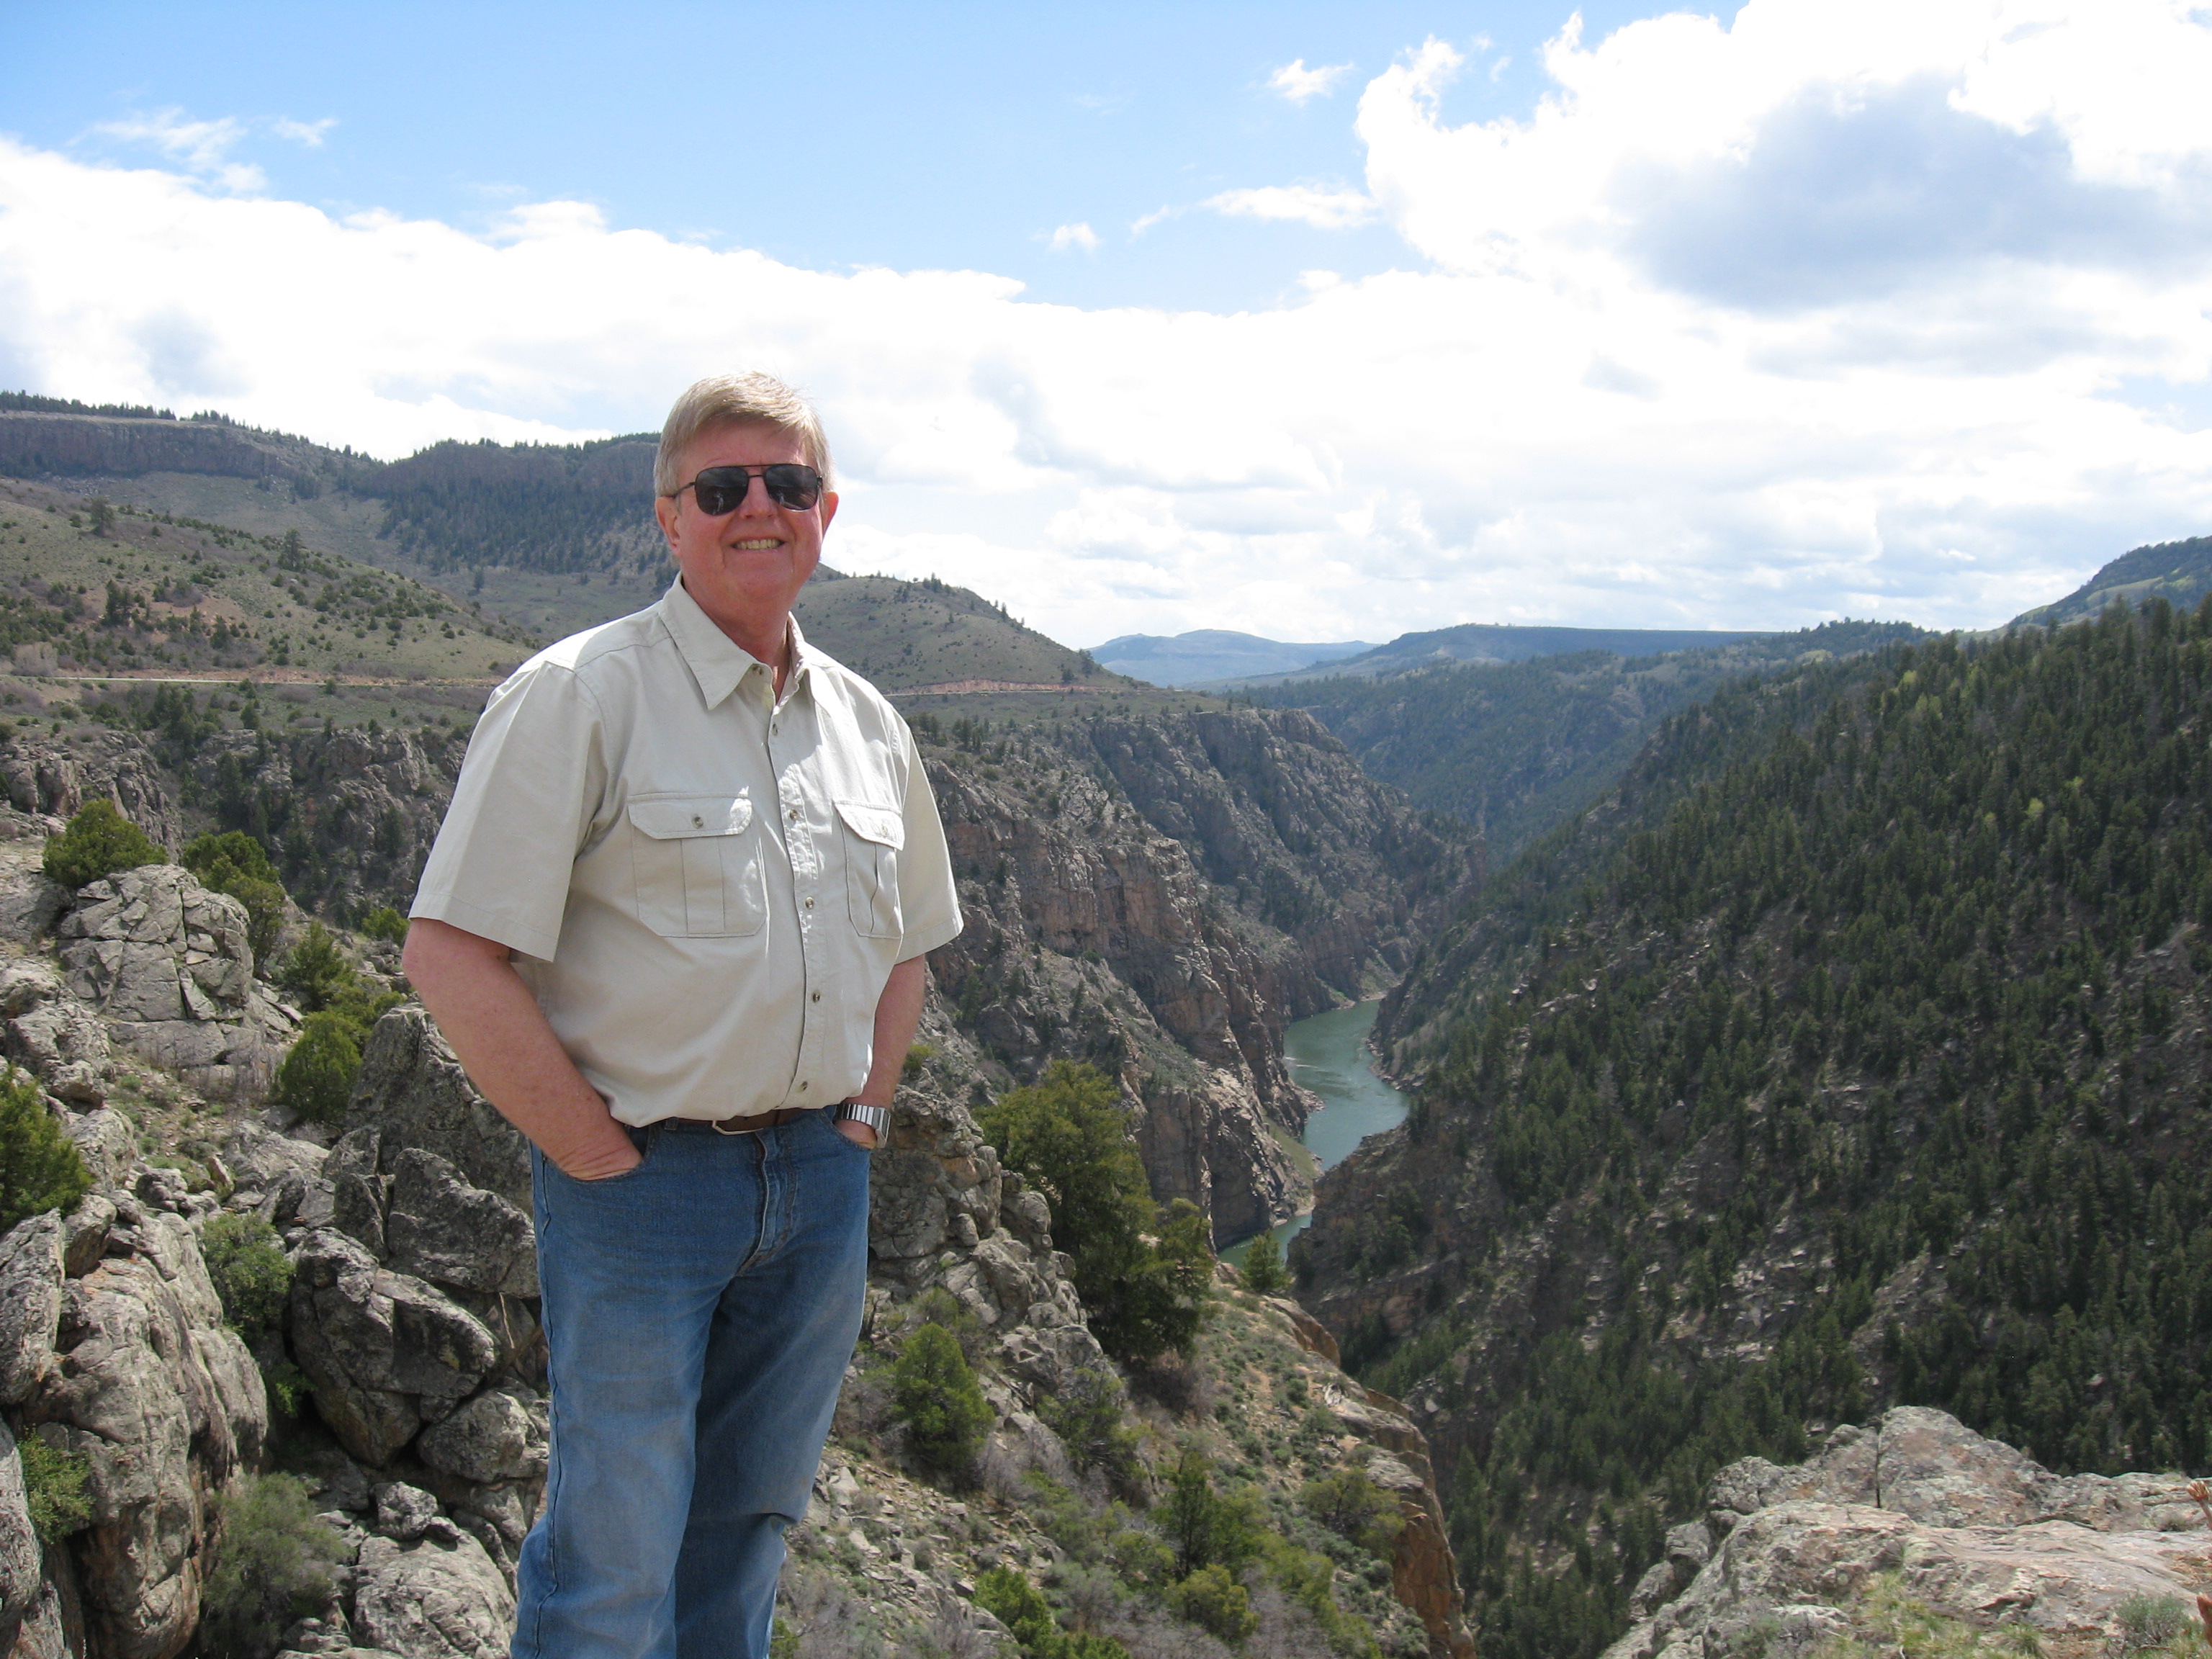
[{"left": 654, "top": 372, "right": 835, "bottom": 497}]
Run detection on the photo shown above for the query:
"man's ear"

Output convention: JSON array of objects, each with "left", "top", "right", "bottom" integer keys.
[
  {"left": 819, "top": 491, "right": 839, "bottom": 535},
  {"left": 653, "top": 493, "right": 681, "bottom": 551}
]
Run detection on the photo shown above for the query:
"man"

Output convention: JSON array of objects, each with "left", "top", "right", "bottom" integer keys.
[{"left": 403, "top": 372, "right": 961, "bottom": 1659}]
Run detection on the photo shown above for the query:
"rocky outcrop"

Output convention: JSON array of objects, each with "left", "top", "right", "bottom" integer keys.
[
  {"left": 53, "top": 866, "right": 295, "bottom": 1101},
  {"left": 1608, "top": 1408, "right": 2212, "bottom": 1658},
  {"left": 0, "top": 737, "right": 182, "bottom": 855},
  {"left": 339, "top": 1012, "right": 529, "bottom": 1210},
  {"left": 11, "top": 1187, "right": 267, "bottom": 1659}
]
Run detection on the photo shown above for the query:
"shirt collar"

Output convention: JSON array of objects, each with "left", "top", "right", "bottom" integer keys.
[{"left": 655, "top": 578, "right": 813, "bottom": 710}]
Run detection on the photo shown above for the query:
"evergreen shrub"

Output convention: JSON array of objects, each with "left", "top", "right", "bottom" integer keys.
[
  {"left": 0, "top": 1065, "right": 90, "bottom": 1233},
  {"left": 1240, "top": 1228, "right": 1288, "bottom": 1295},
  {"left": 891, "top": 1322, "right": 992, "bottom": 1481},
  {"left": 42, "top": 798, "right": 163, "bottom": 889},
  {"left": 201, "top": 1213, "right": 294, "bottom": 1339},
  {"left": 274, "top": 1012, "right": 360, "bottom": 1124},
  {"left": 978, "top": 1061, "right": 1213, "bottom": 1363},
  {"left": 198, "top": 1473, "right": 346, "bottom": 1659},
  {"left": 971, "top": 1568, "right": 1130, "bottom": 1659},
  {"left": 1167, "top": 1565, "right": 1257, "bottom": 1645}
]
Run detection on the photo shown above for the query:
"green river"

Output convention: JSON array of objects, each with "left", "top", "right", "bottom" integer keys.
[{"left": 1224, "top": 999, "right": 1410, "bottom": 1261}]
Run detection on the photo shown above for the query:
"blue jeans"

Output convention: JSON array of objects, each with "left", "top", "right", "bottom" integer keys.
[{"left": 513, "top": 1108, "right": 871, "bottom": 1659}]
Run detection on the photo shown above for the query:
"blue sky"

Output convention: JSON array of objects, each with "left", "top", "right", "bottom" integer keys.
[
  {"left": 2, "top": 0, "right": 1669, "bottom": 317},
  {"left": 2, "top": 1, "right": 2211, "bottom": 646}
]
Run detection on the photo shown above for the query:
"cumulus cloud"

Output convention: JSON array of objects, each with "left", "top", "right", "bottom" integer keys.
[
  {"left": 1200, "top": 185, "right": 1376, "bottom": 230},
  {"left": 1269, "top": 60, "right": 1354, "bottom": 104},
  {"left": 6, "top": 0, "right": 2211, "bottom": 647},
  {"left": 92, "top": 109, "right": 264, "bottom": 192},
  {"left": 1046, "top": 222, "right": 1101, "bottom": 253}
]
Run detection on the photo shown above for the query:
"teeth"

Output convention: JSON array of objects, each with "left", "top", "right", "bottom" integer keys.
[{"left": 733, "top": 539, "right": 781, "bottom": 549}]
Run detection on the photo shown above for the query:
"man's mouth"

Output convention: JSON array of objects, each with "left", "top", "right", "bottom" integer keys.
[{"left": 729, "top": 539, "right": 783, "bottom": 552}]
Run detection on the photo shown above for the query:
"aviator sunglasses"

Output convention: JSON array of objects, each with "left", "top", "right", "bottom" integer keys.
[{"left": 673, "top": 464, "right": 825, "bottom": 516}]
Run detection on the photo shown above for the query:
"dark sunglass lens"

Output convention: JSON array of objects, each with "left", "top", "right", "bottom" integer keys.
[
  {"left": 693, "top": 481, "right": 745, "bottom": 515},
  {"left": 762, "top": 465, "right": 822, "bottom": 509}
]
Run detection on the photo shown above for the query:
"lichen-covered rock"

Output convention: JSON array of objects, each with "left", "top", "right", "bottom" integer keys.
[
  {"left": 0, "top": 1422, "right": 45, "bottom": 1637},
  {"left": 1608, "top": 1408, "right": 2212, "bottom": 1659},
  {"left": 0, "top": 868, "right": 68, "bottom": 945},
  {"left": 63, "top": 1106, "right": 138, "bottom": 1191},
  {"left": 868, "top": 1092, "right": 1003, "bottom": 1264},
  {"left": 385, "top": 1151, "right": 536, "bottom": 1298},
  {"left": 346, "top": 1010, "right": 529, "bottom": 1210},
  {"left": 414, "top": 1388, "right": 547, "bottom": 1488},
  {"left": 0, "top": 734, "right": 182, "bottom": 850},
  {"left": 348, "top": 1532, "right": 515, "bottom": 1659},
  {"left": 288, "top": 1229, "right": 500, "bottom": 1467},
  {"left": 0, "top": 1212, "right": 64, "bottom": 1406},
  {"left": 28, "top": 1210, "right": 266, "bottom": 1659}
]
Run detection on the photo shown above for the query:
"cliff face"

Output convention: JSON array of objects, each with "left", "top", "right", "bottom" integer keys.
[{"left": 917, "top": 706, "right": 1478, "bottom": 1242}]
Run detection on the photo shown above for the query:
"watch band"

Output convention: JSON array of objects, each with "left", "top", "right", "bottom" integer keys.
[{"left": 835, "top": 1102, "right": 891, "bottom": 1138}]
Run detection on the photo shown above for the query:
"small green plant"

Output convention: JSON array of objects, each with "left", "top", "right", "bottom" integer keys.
[
  {"left": 1035, "top": 1366, "right": 1143, "bottom": 1495},
  {"left": 273, "top": 1012, "right": 361, "bottom": 1124},
  {"left": 42, "top": 798, "right": 163, "bottom": 889},
  {"left": 200, "top": 1213, "right": 294, "bottom": 1340},
  {"left": 902, "top": 1043, "right": 937, "bottom": 1079},
  {"left": 0, "top": 1065, "right": 91, "bottom": 1234},
  {"left": 358, "top": 905, "right": 410, "bottom": 945},
  {"left": 1161, "top": 1449, "right": 1263, "bottom": 1581},
  {"left": 19, "top": 1434, "right": 91, "bottom": 1545},
  {"left": 891, "top": 1323, "right": 994, "bottom": 1482},
  {"left": 198, "top": 1473, "right": 347, "bottom": 1659},
  {"left": 180, "top": 830, "right": 288, "bottom": 966},
  {"left": 275, "top": 922, "right": 356, "bottom": 1013},
  {"left": 1168, "top": 1565, "right": 1258, "bottom": 1645},
  {"left": 2119, "top": 1593, "right": 2193, "bottom": 1653},
  {"left": 971, "top": 1568, "right": 1129, "bottom": 1659},
  {"left": 1240, "top": 1228, "right": 1289, "bottom": 1295}
]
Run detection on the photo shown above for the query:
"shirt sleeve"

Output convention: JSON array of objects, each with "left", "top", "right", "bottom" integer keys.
[
  {"left": 895, "top": 726, "right": 963, "bottom": 963},
  {"left": 412, "top": 661, "right": 609, "bottom": 961}
]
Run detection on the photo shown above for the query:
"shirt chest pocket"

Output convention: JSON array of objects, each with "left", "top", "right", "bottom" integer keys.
[
  {"left": 837, "top": 801, "right": 904, "bottom": 940},
  {"left": 627, "top": 795, "right": 767, "bottom": 938}
]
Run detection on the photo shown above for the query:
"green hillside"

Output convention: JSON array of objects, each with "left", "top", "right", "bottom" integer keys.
[
  {"left": 0, "top": 478, "right": 527, "bottom": 686},
  {"left": 793, "top": 573, "right": 1124, "bottom": 692},
  {"left": 2010, "top": 532, "right": 2212, "bottom": 629},
  {"left": 1298, "top": 598, "right": 2212, "bottom": 1659},
  {"left": 1246, "top": 620, "right": 1923, "bottom": 858}
]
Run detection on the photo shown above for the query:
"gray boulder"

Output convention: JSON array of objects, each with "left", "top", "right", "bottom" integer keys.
[
  {"left": 346, "top": 1010, "right": 529, "bottom": 1210},
  {"left": 0, "top": 1213, "right": 63, "bottom": 1406},
  {"left": 0, "top": 1423, "right": 45, "bottom": 1638},
  {"left": 415, "top": 1388, "right": 547, "bottom": 1487},
  {"left": 386, "top": 1150, "right": 536, "bottom": 1298},
  {"left": 289, "top": 1229, "right": 501, "bottom": 1467},
  {"left": 349, "top": 1532, "right": 516, "bottom": 1659},
  {"left": 0, "top": 868, "right": 68, "bottom": 945},
  {"left": 868, "top": 1093, "right": 1003, "bottom": 1264}
]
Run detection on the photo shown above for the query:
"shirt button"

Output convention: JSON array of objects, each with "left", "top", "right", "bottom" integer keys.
[
  {"left": 788, "top": 809, "right": 799, "bottom": 822},
  {"left": 811, "top": 991, "right": 822, "bottom": 1002},
  {"left": 804, "top": 896, "right": 815, "bottom": 909},
  {"left": 799, "top": 1080, "right": 809, "bottom": 1092}
]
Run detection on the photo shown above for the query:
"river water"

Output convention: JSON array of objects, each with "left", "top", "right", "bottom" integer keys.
[{"left": 1224, "top": 999, "right": 1410, "bottom": 1262}]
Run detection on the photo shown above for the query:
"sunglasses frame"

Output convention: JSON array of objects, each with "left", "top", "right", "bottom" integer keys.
[{"left": 673, "top": 464, "right": 826, "bottom": 516}]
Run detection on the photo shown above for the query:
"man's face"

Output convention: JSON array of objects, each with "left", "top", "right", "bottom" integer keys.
[{"left": 653, "top": 422, "right": 838, "bottom": 644}]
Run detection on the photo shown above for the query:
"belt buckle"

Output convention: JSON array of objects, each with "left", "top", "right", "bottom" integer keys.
[{"left": 712, "top": 1115, "right": 764, "bottom": 1136}]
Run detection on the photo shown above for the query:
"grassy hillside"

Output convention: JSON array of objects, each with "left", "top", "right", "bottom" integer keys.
[
  {"left": 0, "top": 478, "right": 526, "bottom": 685},
  {"left": 1246, "top": 621, "right": 1924, "bottom": 858},
  {"left": 1299, "top": 598, "right": 2212, "bottom": 1659},
  {"left": 1232, "top": 621, "right": 1773, "bottom": 686},
  {"left": 2010, "top": 533, "right": 2212, "bottom": 630},
  {"left": 793, "top": 573, "right": 1128, "bottom": 693}
]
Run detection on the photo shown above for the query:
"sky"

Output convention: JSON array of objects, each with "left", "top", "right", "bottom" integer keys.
[{"left": 2, "top": 0, "right": 2210, "bottom": 647}]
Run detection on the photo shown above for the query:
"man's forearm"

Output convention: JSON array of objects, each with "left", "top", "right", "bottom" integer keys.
[{"left": 401, "top": 917, "right": 639, "bottom": 1180}]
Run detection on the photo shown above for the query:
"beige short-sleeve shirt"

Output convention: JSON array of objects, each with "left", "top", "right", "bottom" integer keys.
[{"left": 411, "top": 580, "right": 962, "bottom": 1127}]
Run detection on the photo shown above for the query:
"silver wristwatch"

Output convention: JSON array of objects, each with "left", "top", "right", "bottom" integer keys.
[{"left": 835, "top": 1101, "right": 891, "bottom": 1141}]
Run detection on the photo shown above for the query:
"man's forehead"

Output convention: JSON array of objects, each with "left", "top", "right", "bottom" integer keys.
[{"left": 684, "top": 421, "right": 808, "bottom": 465}]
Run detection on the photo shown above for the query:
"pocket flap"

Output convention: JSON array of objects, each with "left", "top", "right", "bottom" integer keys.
[
  {"left": 836, "top": 801, "right": 905, "bottom": 849},
  {"left": 628, "top": 795, "right": 754, "bottom": 840}
]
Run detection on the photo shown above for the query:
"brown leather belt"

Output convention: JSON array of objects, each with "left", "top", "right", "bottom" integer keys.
[{"left": 646, "top": 1107, "right": 814, "bottom": 1137}]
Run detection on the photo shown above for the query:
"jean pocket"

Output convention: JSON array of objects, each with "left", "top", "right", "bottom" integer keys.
[{"left": 562, "top": 1125, "right": 653, "bottom": 1184}]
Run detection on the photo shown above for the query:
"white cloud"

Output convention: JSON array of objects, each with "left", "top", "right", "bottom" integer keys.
[
  {"left": 7, "top": 0, "right": 2212, "bottom": 648},
  {"left": 1269, "top": 59, "right": 1354, "bottom": 104},
  {"left": 93, "top": 109, "right": 264, "bottom": 192},
  {"left": 269, "top": 117, "right": 338, "bottom": 148},
  {"left": 1200, "top": 185, "right": 1376, "bottom": 230},
  {"left": 1046, "top": 222, "right": 1101, "bottom": 253}
]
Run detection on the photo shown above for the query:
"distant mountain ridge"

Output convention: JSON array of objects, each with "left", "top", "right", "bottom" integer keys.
[
  {"left": 2009, "top": 533, "right": 2212, "bottom": 630},
  {"left": 1091, "top": 629, "right": 1376, "bottom": 686},
  {"left": 1225, "top": 621, "right": 1774, "bottom": 687}
]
